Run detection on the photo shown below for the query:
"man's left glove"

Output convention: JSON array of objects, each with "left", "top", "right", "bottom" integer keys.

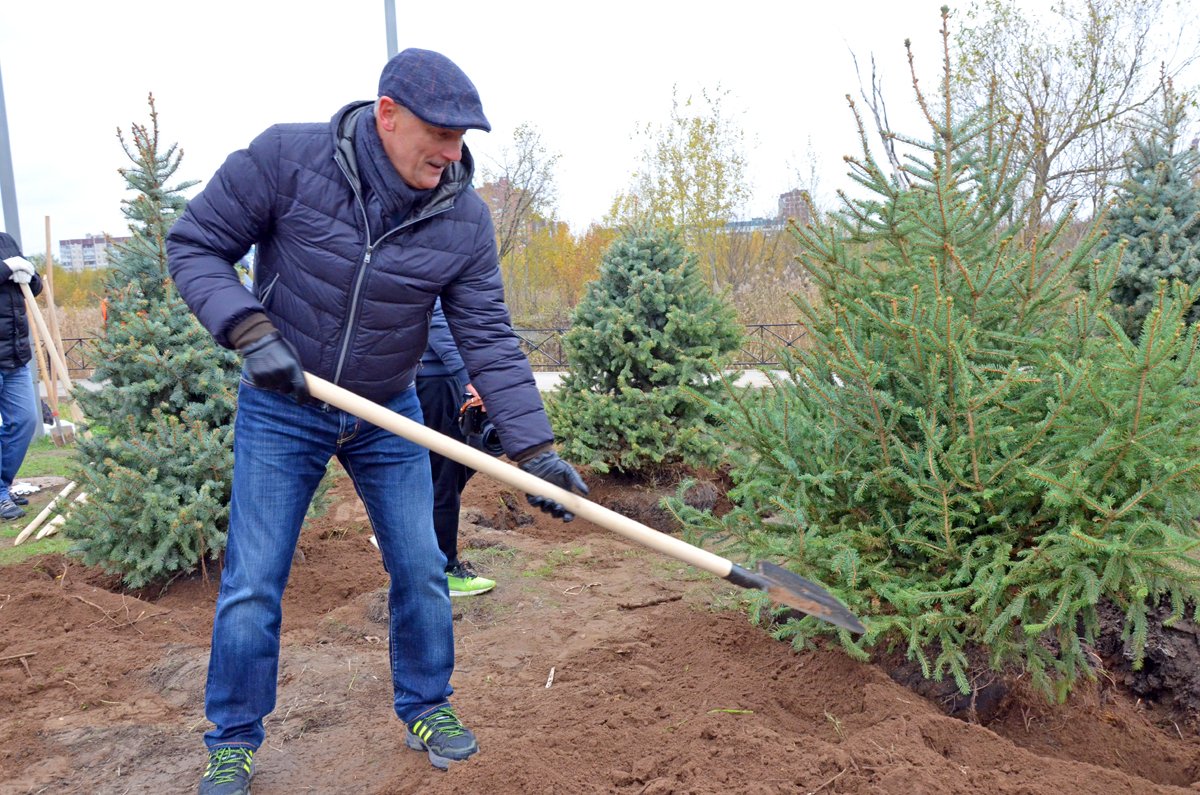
[
  {"left": 519, "top": 450, "right": 589, "bottom": 522},
  {"left": 3, "top": 256, "right": 35, "bottom": 285},
  {"left": 242, "top": 332, "right": 311, "bottom": 403}
]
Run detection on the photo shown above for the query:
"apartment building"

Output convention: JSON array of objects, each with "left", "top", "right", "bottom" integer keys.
[{"left": 57, "top": 233, "right": 130, "bottom": 271}]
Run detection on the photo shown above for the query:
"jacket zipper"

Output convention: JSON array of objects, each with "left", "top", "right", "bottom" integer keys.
[{"left": 331, "top": 156, "right": 455, "bottom": 386}]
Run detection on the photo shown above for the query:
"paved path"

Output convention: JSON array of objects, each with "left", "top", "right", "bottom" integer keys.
[{"left": 532, "top": 369, "right": 787, "bottom": 392}]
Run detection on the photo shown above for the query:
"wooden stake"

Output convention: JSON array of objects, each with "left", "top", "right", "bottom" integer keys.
[
  {"left": 42, "top": 218, "right": 69, "bottom": 379},
  {"left": 13, "top": 481, "right": 75, "bottom": 545},
  {"left": 36, "top": 491, "right": 87, "bottom": 540}
]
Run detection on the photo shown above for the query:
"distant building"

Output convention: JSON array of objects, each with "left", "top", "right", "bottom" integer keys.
[
  {"left": 57, "top": 233, "right": 130, "bottom": 271},
  {"left": 777, "top": 189, "right": 812, "bottom": 226},
  {"left": 724, "top": 217, "right": 785, "bottom": 233}
]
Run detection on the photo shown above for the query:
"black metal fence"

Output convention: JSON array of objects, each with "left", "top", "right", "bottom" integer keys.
[{"left": 60, "top": 323, "right": 807, "bottom": 378}]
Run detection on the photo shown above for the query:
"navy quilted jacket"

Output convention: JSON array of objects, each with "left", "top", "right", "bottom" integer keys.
[{"left": 166, "top": 101, "right": 552, "bottom": 457}]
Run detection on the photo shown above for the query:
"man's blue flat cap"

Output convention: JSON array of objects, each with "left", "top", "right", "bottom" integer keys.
[{"left": 378, "top": 48, "right": 491, "bottom": 132}]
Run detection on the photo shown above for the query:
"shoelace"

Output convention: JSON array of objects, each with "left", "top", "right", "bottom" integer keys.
[
  {"left": 448, "top": 562, "right": 484, "bottom": 580},
  {"left": 204, "top": 748, "right": 253, "bottom": 783},
  {"left": 422, "top": 707, "right": 467, "bottom": 737}
]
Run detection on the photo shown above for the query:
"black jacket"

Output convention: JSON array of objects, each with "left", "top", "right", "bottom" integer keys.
[
  {"left": 166, "top": 102, "right": 552, "bottom": 458},
  {"left": 0, "top": 233, "right": 44, "bottom": 370}
]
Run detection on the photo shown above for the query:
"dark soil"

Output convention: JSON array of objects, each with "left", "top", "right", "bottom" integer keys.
[{"left": 4, "top": 471, "right": 1200, "bottom": 794}]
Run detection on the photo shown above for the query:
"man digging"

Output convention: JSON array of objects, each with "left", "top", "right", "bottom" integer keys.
[{"left": 168, "top": 48, "right": 588, "bottom": 794}]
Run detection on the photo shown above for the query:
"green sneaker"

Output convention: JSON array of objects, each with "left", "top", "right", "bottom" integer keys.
[
  {"left": 446, "top": 561, "right": 496, "bottom": 597},
  {"left": 199, "top": 747, "right": 254, "bottom": 794},
  {"left": 405, "top": 706, "right": 479, "bottom": 769}
]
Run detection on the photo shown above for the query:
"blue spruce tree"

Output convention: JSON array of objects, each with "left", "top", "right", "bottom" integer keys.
[
  {"left": 1106, "top": 78, "right": 1200, "bottom": 337},
  {"left": 66, "top": 96, "right": 240, "bottom": 587}
]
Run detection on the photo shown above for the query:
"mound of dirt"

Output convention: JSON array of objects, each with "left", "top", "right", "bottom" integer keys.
[{"left": 2, "top": 472, "right": 1200, "bottom": 794}]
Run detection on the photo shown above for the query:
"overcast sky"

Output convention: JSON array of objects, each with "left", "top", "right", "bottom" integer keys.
[{"left": 0, "top": 1, "right": 1186, "bottom": 256}]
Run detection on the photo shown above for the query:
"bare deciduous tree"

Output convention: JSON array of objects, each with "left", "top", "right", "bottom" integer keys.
[
  {"left": 608, "top": 85, "right": 752, "bottom": 286},
  {"left": 478, "top": 123, "right": 561, "bottom": 262},
  {"left": 955, "top": 0, "right": 1199, "bottom": 230}
]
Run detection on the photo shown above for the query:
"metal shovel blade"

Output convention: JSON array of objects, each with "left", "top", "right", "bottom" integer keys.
[{"left": 729, "top": 561, "right": 866, "bottom": 634}]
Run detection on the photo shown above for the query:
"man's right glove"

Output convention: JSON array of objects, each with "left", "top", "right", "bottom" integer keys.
[
  {"left": 242, "top": 332, "right": 310, "bottom": 403},
  {"left": 519, "top": 450, "right": 589, "bottom": 522},
  {"left": 3, "top": 256, "right": 35, "bottom": 285}
]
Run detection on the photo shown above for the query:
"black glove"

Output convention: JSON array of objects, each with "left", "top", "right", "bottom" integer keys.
[
  {"left": 519, "top": 450, "right": 589, "bottom": 522},
  {"left": 242, "top": 332, "right": 310, "bottom": 403}
]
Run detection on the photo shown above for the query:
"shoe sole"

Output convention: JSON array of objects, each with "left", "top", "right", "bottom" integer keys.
[
  {"left": 404, "top": 730, "right": 478, "bottom": 770},
  {"left": 449, "top": 584, "right": 496, "bottom": 597}
]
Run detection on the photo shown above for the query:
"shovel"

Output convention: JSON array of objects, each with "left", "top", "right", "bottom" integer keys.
[
  {"left": 305, "top": 373, "right": 866, "bottom": 634},
  {"left": 20, "top": 283, "right": 84, "bottom": 430}
]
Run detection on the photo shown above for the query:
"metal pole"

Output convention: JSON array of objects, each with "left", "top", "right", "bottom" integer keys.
[
  {"left": 384, "top": 0, "right": 398, "bottom": 59},
  {"left": 0, "top": 57, "right": 41, "bottom": 441},
  {"left": 0, "top": 57, "right": 21, "bottom": 247}
]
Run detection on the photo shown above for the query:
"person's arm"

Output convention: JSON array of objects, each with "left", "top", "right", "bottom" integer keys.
[
  {"left": 440, "top": 215, "right": 551, "bottom": 459},
  {"left": 0, "top": 233, "right": 43, "bottom": 296},
  {"left": 166, "top": 128, "right": 279, "bottom": 349},
  {"left": 166, "top": 129, "right": 308, "bottom": 402},
  {"left": 427, "top": 298, "right": 470, "bottom": 388},
  {"left": 440, "top": 205, "right": 587, "bottom": 519}
]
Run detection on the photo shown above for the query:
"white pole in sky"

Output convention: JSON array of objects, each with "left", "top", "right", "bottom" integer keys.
[
  {"left": 0, "top": 57, "right": 21, "bottom": 248},
  {"left": 0, "top": 57, "right": 42, "bottom": 441},
  {"left": 384, "top": 0, "right": 398, "bottom": 59}
]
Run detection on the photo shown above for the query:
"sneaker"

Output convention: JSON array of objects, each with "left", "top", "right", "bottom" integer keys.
[
  {"left": 199, "top": 747, "right": 254, "bottom": 794},
  {"left": 0, "top": 499, "right": 25, "bottom": 520},
  {"left": 446, "top": 561, "right": 496, "bottom": 597},
  {"left": 405, "top": 706, "right": 479, "bottom": 769},
  {"left": 11, "top": 494, "right": 27, "bottom": 506}
]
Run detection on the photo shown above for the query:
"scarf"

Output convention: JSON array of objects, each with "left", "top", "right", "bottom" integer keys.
[{"left": 353, "top": 106, "right": 434, "bottom": 233}]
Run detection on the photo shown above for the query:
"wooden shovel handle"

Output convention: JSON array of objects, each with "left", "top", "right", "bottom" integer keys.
[
  {"left": 19, "top": 283, "right": 83, "bottom": 425},
  {"left": 20, "top": 283, "right": 72, "bottom": 392},
  {"left": 304, "top": 373, "right": 735, "bottom": 579}
]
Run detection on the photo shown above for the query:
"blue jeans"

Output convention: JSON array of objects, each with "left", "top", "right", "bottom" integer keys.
[
  {"left": 0, "top": 365, "right": 37, "bottom": 502},
  {"left": 204, "top": 380, "right": 454, "bottom": 750}
]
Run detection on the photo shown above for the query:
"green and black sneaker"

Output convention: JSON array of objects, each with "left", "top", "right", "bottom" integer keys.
[
  {"left": 446, "top": 561, "right": 496, "bottom": 597},
  {"left": 199, "top": 746, "right": 254, "bottom": 794},
  {"left": 405, "top": 706, "right": 479, "bottom": 769}
]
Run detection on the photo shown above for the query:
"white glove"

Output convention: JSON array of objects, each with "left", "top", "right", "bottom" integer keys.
[{"left": 3, "top": 256, "right": 34, "bottom": 285}]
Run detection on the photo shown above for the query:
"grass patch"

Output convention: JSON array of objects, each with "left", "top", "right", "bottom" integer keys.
[
  {"left": 460, "top": 544, "right": 518, "bottom": 570},
  {"left": 0, "top": 438, "right": 79, "bottom": 565},
  {"left": 0, "top": 535, "right": 70, "bottom": 564},
  {"left": 650, "top": 557, "right": 714, "bottom": 582},
  {"left": 520, "top": 546, "right": 585, "bottom": 579},
  {"left": 454, "top": 596, "right": 517, "bottom": 627},
  {"left": 16, "top": 436, "right": 77, "bottom": 480}
]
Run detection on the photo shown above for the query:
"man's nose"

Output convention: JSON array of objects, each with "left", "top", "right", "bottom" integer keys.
[{"left": 442, "top": 139, "right": 464, "bottom": 162}]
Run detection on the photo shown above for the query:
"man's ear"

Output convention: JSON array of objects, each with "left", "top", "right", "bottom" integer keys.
[{"left": 377, "top": 96, "right": 400, "bottom": 132}]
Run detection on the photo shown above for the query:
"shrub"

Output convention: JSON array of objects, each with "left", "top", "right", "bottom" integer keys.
[{"left": 548, "top": 226, "right": 742, "bottom": 476}]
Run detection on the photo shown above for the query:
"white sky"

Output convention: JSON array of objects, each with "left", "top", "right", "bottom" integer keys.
[{"left": 0, "top": 0, "right": 1184, "bottom": 255}]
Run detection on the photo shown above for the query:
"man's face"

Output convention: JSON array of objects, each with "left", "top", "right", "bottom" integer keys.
[{"left": 376, "top": 99, "right": 466, "bottom": 190}]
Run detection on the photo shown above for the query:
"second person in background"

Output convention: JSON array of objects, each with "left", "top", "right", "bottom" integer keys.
[{"left": 417, "top": 297, "right": 497, "bottom": 597}]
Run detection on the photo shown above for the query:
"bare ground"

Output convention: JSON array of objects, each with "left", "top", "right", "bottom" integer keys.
[{"left": 4, "top": 471, "right": 1200, "bottom": 794}]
